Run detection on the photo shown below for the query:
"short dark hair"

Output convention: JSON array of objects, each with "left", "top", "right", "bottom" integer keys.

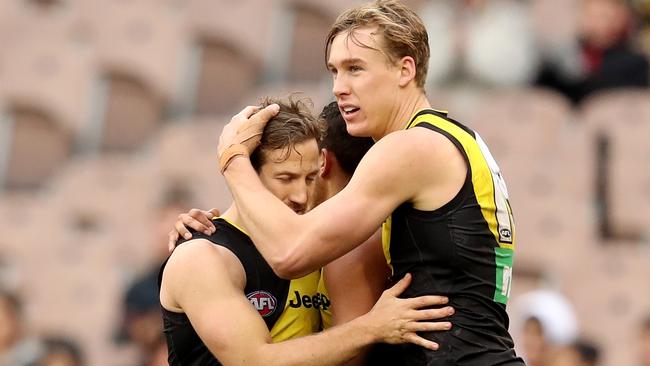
[
  {"left": 319, "top": 101, "right": 374, "bottom": 176},
  {"left": 251, "top": 95, "right": 325, "bottom": 171},
  {"left": 573, "top": 339, "right": 600, "bottom": 365}
]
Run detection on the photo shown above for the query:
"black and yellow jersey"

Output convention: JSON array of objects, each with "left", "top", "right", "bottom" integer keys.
[
  {"left": 377, "top": 109, "right": 524, "bottom": 365},
  {"left": 159, "top": 217, "right": 321, "bottom": 366},
  {"left": 316, "top": 269, "right": 333, "bottom": 330}
]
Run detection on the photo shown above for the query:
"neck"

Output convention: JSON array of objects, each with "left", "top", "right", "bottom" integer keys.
[
  {"left": 324, "top": 171, "right": 352, "bottom": 200},
  {"left": 376, "top": 88, "right": 430, "bottom": 140}
]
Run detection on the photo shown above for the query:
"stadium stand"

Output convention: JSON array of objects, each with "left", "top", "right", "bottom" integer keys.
[{"left": 0, "top": 1, "right": 648, "bottom": 365}]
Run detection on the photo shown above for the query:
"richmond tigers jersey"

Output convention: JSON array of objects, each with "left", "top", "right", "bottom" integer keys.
[
  {"left": 159, "top": 217, "right": 321, "bottom": 366},
  {"left": 316, "top": 268, "right": 333, "bottom": 330},
  {"left": 377, "top": 109, "right": 524, "bottom": 365}
]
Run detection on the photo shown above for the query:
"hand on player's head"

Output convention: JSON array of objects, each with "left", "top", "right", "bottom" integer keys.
[{"left": 217, "top": 104, "right": 280, "bottom": 172}]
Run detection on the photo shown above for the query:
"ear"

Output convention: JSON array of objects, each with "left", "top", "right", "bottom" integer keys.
[
  {"left": 319, "top": 148, "right": 332, "bottom": 178},
  {"left": 398, "top": 56, "right": 417, "bottom": 87}
]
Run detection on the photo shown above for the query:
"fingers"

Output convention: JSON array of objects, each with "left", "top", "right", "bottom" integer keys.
[
  {"left": 248, "top": 103, "right": 280, "bottom": 124},
  {"left": 234, "top": 106, "right": 261, "bottom": 119},
  {"left": 188, "top": 209, "right": 216, "bottom": 235},
  {"left": 404, "top": 319, "right": 452, "bottom": 332},
  {"left": 405, "top": 295, "right": 449, "bottom": 309},
  {"left": 174, "top": 218, "right": 193, "bottom": 240},
  {"left": 232, "top": 104, "right": 278, "bottom": 123},
  {"left": 235, "top": 104, "right": 280, "bottom": 143},
  {"left": 167, "top": 207, "right": 218, "bottom": 252},
  {"left": 179, "top": 210, "right": 214, "bottom": 235},
  {"left": 383, "top": 273, "right": 412, "bottom": 297},
  {"left": 168, "top": 230, "right": 179, "bottom": 252},
  {"left": 403, "top": 333, "right": 439, "bottom": 351},
  {"left": 410, "top": 306, "right": 455, "bottom": 321}
]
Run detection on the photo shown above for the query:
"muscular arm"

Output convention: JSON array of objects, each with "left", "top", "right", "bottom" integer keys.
[
  {"left": 326, "top": 230, "right": 389, "bottom": 325},
  {"left": 160, "top": 239, "right": 449, "bottom": 366},
  {"left": 325, "top": 230, "right": 390, "bottom": 366},
  {"left": 224, "top": 129, "right": 456, "bottom": 278}
]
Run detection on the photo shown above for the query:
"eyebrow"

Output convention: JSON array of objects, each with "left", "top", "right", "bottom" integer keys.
[
  {"left": 275, "top": 168, "right": 319, "bottom": 177},
  {"left": 327, "top": 57, "right": 366, "bottom": 70},
  {"left": 275, "top": 172, "right": 299, "bottom": 177}
]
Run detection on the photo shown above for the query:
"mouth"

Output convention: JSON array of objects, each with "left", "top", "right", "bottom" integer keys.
[{"left": 339, "top": 104, "right": 360, "bottom": 120}]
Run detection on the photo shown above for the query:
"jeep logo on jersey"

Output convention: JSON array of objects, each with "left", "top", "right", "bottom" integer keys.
[
  {"left": 288, "top": 291, "right": 331, "bottom": 310},
  {"left": 247, "top": 291, "right": 277, "bottom": 317}
]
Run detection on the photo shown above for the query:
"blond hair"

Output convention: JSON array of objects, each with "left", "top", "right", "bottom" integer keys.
[{"left": 325, "top": 0, "right": 430, "bottom": 88}]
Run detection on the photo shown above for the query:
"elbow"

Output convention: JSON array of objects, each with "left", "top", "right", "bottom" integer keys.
[{"left": 268, "top": 245, "right": 309, "bottom": 280}]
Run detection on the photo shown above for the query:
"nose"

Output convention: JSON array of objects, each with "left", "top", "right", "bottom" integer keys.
[
  {"left": 288, "top": 181, "right": 309, "bottom": 211},
  {"left": 332, "top": 73, "right": 349, "bottom": 99}
]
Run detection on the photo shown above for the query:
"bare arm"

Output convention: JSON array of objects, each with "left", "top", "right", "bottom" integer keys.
[
  {"left": 161, "top": 240, "right": 451, "bottom": 366},
  {"left": 326, "top": 230, "right": 389, "bottom": 326},
  {"left": 324, "top": 230, "right": 391, "bottom": 366},
  {"left": 224, "top": 130, "right": 430, "bottom": 278}
]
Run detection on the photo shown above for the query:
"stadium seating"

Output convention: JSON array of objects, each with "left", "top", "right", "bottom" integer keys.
[
  {"left": 580, "top": 90, "right": 650, "bottom": 241},
  {"left": 0, "top": 1, "right": 648, "bottom": 364}
]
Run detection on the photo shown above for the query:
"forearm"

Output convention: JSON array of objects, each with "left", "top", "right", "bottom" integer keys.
[
  {"left": 258, "top": 314, "right": 378, "bottom": 366},
  {"left": 224, "top": 157, "right": 390, "bottom": 278}
]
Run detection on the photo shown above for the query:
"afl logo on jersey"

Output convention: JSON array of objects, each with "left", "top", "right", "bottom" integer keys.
[{"left": 247, "top": 291, "right": 277, "bottom": 317}]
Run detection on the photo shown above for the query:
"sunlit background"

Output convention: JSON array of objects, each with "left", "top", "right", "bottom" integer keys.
[{"left": 0, "top": 0, "right": 649, "bottom": 365}]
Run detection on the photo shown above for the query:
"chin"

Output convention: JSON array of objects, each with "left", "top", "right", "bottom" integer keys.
[{"left": 345, "top": 121, "right": 371, "bottom": 138}]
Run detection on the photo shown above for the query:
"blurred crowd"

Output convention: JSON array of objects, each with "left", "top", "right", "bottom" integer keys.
[
  {"left": 1, "top": 0, "right": 650, "bottom": 365},
  {"left": 422, "top": 0, "right": 650, "bottom": 103},
  {"left": 1, "top": 183, "right": 194, "bottom": 366},
  {"left": 1, "top": 289, "right": 84, "bottom": 366},
  {"left": 511, "top": 289, "right": 650, "bottom": 366}
]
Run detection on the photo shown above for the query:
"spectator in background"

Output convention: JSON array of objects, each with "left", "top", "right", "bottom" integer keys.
[
  {"left": 513, "top": 289, "right": 579, "bottom": 366},
  {"left": 550, "top": 339, "right": 600, "bottom": 366},
  {"left": 115, "top": 185, "right": 197, "bottom": 366},
  {"left": 640, "top": 315, "right": 650, "bottom": 366},
  {"left": 421, "top": 0, "right": 539, "bottom": 88},
  {"left": 462, "top": 0, "right": 540, "bottom": 87},
  {"left": 635, "top": 0, "right": 650, "bottom": 58},
  {"left": 536, "top": 0, "right": 649, "bottom": 104},
  {"left": 0, "top": 290, "right": 42, "bottom": 366},
  {"left": 36, "top": 337, "right": 83, "bottom": 366},
  {"left": 520, "top": 316, "right": 548, "bottom": 366}
]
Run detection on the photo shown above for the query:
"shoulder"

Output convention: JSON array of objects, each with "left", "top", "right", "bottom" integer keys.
[
  {"left": 165, "top": 238, "right": 246, "bottom": 291},
  {"left": 161, "top": 238, "right": 248, "bottom": 321},
  {"left": 365, "top": 127, "right": 462, "bottom": 173},
  {"left": 169, "top": 238, "right": 222, "bottom": 264}
]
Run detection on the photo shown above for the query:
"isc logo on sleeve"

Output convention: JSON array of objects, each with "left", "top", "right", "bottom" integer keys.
[{"left": 247, "top": 291, "right": 277, "bottom": 317}]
